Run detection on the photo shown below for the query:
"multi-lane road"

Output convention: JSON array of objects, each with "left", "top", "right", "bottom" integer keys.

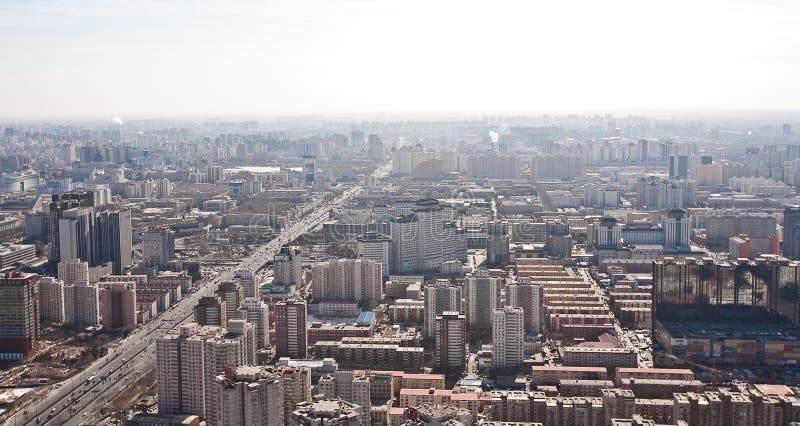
[{"left": 8, "top": 163, "right": 389, "bottom": 426}]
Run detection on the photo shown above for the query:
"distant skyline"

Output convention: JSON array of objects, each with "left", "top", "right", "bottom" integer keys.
[{"left": 2, "top": 0, "right": 799, "bottom": 118}]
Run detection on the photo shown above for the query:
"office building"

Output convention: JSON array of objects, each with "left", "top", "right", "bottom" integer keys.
[
  {"left": 663, "top": 209, "right": 691, "bottom": 250},
  {"left": 238, "top": 297, "right": 269, "bottom": 349},
  {"left": 48, "top": 192, "right": 96, "bottom": 264},
  {"left": 212, "top": 366, "right": 283, "bottom": 426},
  {"left": 435, "top": 311, "right": 466, "bottom": 371},
  {"left": 423, "top": 280, "right": 463, "bottom": 339},
  {"left": 465, "top": 271, "right": 502, "bottom": 332},
  {"left": 142, "top": 228, "right": 175, "bottom": 268},
  {"left": 275, "top": 299, "right": 308, "bottom": 358},
  {"left": 95, "top": 209, "right": 132, "bottom": 274},
  {"left": 506, "top": 282, "right": 544, "bottom": 334},
  {"left": 784, "top": 207, "right": 800, "bottom": 260},
  {"left": 0, "top": 272, "right": 39, "bottom": 361},
  {"left": 311, "top": 258, "right": 383, "bottom": 305},
  {"left": 486, "top": 220, "right": 510, "bottom": 266},
  {"left": 195, "top": 296, "right": 227, "bottom": 326},
  {"left": 100, "top": 281, "right": 137, "bottom": 330},
  {"left": 274, "top": 246, "right": 302, "bottom": 286},
  {"left": 492, "top": 307, "right": 524, "bottom": 370},
  {"left": 356, "top": 232, "right": 391, "bottom": 276},
  {"left": 38, "top": 277, "right": 65, "bottom": 324},
  {"left": 58, "top": 207, "right": 95, "bottom": 264}
]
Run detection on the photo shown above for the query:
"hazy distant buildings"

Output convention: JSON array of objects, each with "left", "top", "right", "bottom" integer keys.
[
  {"left": 784, "top": 207, "right": 800, "bottom": 260},
  {"left": 486, "top": 220, "right": 510, "bottom": 266},
  {"left": 142, "top": 228, "right": 175, "bottom": 268}
]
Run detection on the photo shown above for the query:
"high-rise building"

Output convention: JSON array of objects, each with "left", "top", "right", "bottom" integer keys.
[
  {"left": 142, "top": 228, "right": 175, "bottom": 268},
  {"left": 238, "top": 297, "right": 269, "bottom": 349},
  {"left": 317, "top": 370, "right": 371, "bottom": 425},
  {"left": 784, "top": 207, "right": 800, "bottom": 260},
  {"left": 274, "top": 246, "right": 303, "bottom": 286},
  {"left": 423, "top": 279, "right": 463, "bottom": 339},
  {"left": 663, "top": 210, "right": 692, "bottom": 250},
  {"left": 487, "top": 220, "right": 510, "bottom": 266},
  {"left": 195, "top": 296, "right": 227, "bottom": 326},
  {"left": 435, "top": 311, "right": 466, "bottom": 371},
  {"left": 38, "top": 277, "right": 65, "bottom": 324},
  {"left": 58, "top": 258, "right": 89, "bottom": 284},
  {"left": 506, "top": 282, "right": 544, "bottom": 334},
  {"left": 275, "top": 299, "right": 308, "bottom": 358},
  {"left": 216, "top": 281, "right": 245, "bottom": 320},
  {"left": 48, "top": 192, "right": 96, "bottom": 264},
  {"left": 58, "top": 207, "right": 96, "bottom": 264},
  {"left": 280, "top": 367, "right": 312, "bottom": 422},
  {"left": 157, "top": 323, "right": 253, "bottom": 418},
  {"left": 64, "top": 280, "right": 100, "bottom": 328},
  {"left": 212, "top": 366, "right": 283, "bottom": 426},
  {"left": 492, "top": 306, "right": 525, "bottom": 370},
  {"left": 156, "top": 178, "right": 172, "bottom": 198},
  {"left": 99, "top": 281, "right": 137, "bottom": 330},
  {"left": 368, "top": 134, "right": 384, "bottom": 161},
  {"left": 311, "top": 258, "right": 383, "bottom": 305},
  {"left": 233, "top": 269, "right": 258, "bottom": 298},
  {"left": 0, "top": 272, "right": 39, "bottom": 360},
  {"left": 465, "top": 271, "right": 502, "bottom": 332},
  {"left": 95, "top": 209, "right": 132, "bottom": 274},
  {"left": 356, "top": 232, "right": 391, "bottom": 276},
  {"left": 390, "top": 199, "right": 466, "bottom": 274}
]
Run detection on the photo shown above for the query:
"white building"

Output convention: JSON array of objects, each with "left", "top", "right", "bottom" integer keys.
[
  {"left": 38, "top": 277, "right": 65, "bottom": 324},
  {"left": 274, "top": 246, "right": 302, "bottom": 286},
  {"left": 238, "top": 297, "right": 269, "bottom": 349},
  {"left": 356, "top": 232, "right": 391, "bottom": 276},
  {"left": 423, "top": 280, "right": 463, "bottom": 339},
  {"left": 311, "top": 258, "right": 383, "bottom": 305},
  {"left": 64, "top": 281, "right": 100, "bottom": 327},
  {"left": 492, "top": 306, "right": 525, "bottom": 370}
]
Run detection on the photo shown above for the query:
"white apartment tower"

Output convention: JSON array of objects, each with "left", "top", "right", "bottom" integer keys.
[
  {"left": 311, "top": 258, "right": 383, "bottom": 305},
  {"left": 38, "top": 277, "right": 65, "bottom": 324},
  {"left": 356, "top": 232, "right": 391, "bottom": 276},
  {"left": 492, "top": 306, "right": 525, "bottom": 370},
  {"left": 238, "top": 297, "right": 270, "bottom": 350},
  {"left": 423, "top": 279, "right": 463, "bottom": 339},
  {"left": 274, "top": 246, "right": 303, "bottom": 286}
]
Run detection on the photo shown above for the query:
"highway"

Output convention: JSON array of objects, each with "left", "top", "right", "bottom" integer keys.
[{"left": 8, "top": 163, "right": 390, "bottom": 426}]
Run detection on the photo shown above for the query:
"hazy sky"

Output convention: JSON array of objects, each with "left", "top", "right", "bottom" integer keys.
[{"left": 1, "top": 0, "right": 798, "bottom": 118}]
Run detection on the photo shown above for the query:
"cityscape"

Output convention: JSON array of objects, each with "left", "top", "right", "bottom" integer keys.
[{"left": 2, "top": 1, "right": 800, "bottom": 426}]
